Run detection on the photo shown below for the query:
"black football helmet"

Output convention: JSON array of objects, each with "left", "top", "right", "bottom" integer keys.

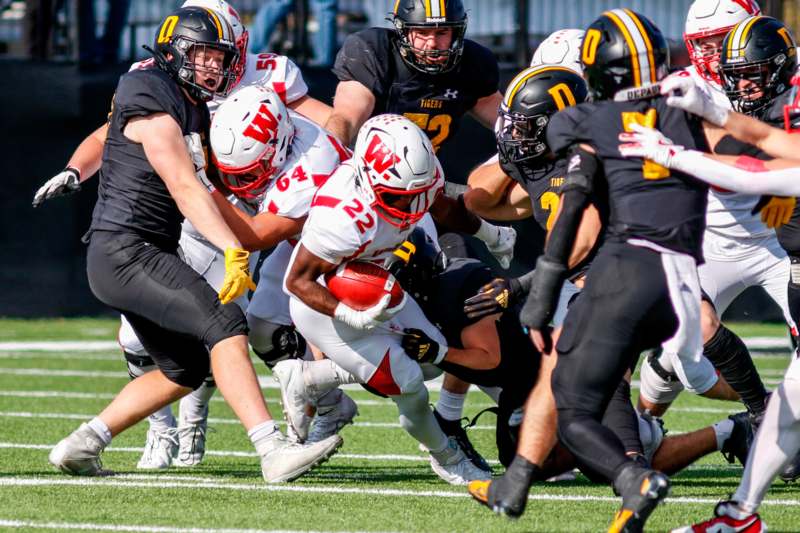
[
  {"left": 720, "top": 16, "right": 798, "bottom": 117},
  {"left": 147, "top": 7, "right": 240, "bottom": 102},
  {"left": 580, "top": 9, "right": 669, "bottom": 101},
  {"left": 497, "top": 65, "right": 588, "bottom": 168},
  {"left": 390, "top": 0, "right": 468, "bottom": 74},
  {"left": 388, "top": 228, "right": 446, "bottom": 305}
]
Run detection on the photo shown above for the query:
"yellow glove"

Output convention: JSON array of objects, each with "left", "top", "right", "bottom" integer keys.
[
  {"left": 759, "top": 196, "right": 796, "bottom": 229},
  {"left": 218, "top": 247, "right": 256, "bottom": 304}
]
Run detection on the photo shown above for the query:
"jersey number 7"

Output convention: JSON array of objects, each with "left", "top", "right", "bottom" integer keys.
[{"left": 621, "top": 109, "right": 670, "bottom": 180}]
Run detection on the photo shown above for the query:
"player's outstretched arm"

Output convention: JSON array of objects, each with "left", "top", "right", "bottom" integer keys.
[
  {"left": 469, "top": 91, "right": 504, "bottom": 130},
  {"left": 464, "top": 160, "right": 532, "bottom": 221},
  {"left": 32, "top": 123, "right": 108, "bottom": 207},
  {"left": 619, "top": 123, "right": 800, "bottom": 197},
  {"left": 289, "top": 95, "right": 333, "bottom": 129},
  {"left": 324, "top": 81, "right": 376, "bottom": 145},
  {"left": 209, "top": 193, "right": 305, "bottom": 252}
]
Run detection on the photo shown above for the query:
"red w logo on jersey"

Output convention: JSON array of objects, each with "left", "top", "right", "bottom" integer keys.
[
  {"left": 242, "top": 103, "right": 279, "bottom": 144},
  {"left": 362, "top": 134, "right": 400, "bottom": 174}
]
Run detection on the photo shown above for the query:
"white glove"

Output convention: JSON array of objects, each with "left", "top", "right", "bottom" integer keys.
[
  {"left": 475, "top": 219, "right": 517, "bottom": 269},
  {"left": 618, "top": 122, "right": 686, "bottom": 168},
  {"left": 32, "top": 167, "right": 81, "bottom": 207},
  {"left": 333, "top": 292, "right": 407, "bottom": 330},
  {"left": 184, "top": 133, "right": 214, "bottom": 192},
  {"left": 660, "top": 75, "right": 730, "bottom": 127}
]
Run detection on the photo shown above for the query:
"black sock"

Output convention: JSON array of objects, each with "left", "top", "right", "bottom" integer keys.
[
  {"left": 704, "top": 325, "right": 768, "bottom": 416},
  {"left": 601, "top": 380, "right": 643, "bottom": 456}
]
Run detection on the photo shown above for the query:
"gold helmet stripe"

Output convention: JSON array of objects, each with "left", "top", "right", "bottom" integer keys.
[
  {"left": 728, "top": 16, "right": 761, "bottom": 59},
  {"left": 603, "top": 10, "right": 643, "bottom": 87},
  {"left": 623, "top": 9, "right": 657, "bottom": 83},
  {"left": 503, "top": 65, "right": 576, "bottom": 107},
  {"left": 204, "top": 8, "right": 223, "bottom": 40},
  {"left": 393, "top": 0, "right": 401, "bottom": 14}
]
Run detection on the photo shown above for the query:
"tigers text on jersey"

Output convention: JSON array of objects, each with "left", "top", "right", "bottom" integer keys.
[
  {"left": 297, "top": 161, "right": 443, "bottom": 268},
  {"left": 332, "top": 28, "right": 498, "bottom": 151},
  {"left": 547, "top": 95, "right": 710, "bottom": 261},
  {"left": 130, "top": 52, "right": 307, "bottom": 117},
  {"left": 680, "top": 67, "right": 774, "bottom": 252},
  {"left": 501, "top": 155, "right": 567, "bottom": 231}
]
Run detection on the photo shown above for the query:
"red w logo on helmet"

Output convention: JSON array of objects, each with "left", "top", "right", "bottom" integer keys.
[
  {"left": 242, "top": 102, "right": 279, "bottom": 144},
  {"left": 362, "top": 134, "right": 400, "bottom": 174}
]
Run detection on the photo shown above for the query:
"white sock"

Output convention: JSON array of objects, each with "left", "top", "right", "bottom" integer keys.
[
  {"left": 712, "top": 418, "right": 735, "bottom": 450},
  {"left": 305, "top": 360, "right": 358, "bottom": 398},
  {"left": 147, "top": 405, "right": 176, "bottom": 432},
  {"left": 87, "top": 417, "right": 112, "bottom": 446},
  {"left": 435, "top": 390, "right": 466, "bottom": 421},
  {"left": 733, "top": 377, "right": 800, "bottom": 513},
  {"left": 179, "top": 378, "right": 215, "bottom": 425},
  {"left": 248, "top": 420, "right": 281, "bottom": 456}
]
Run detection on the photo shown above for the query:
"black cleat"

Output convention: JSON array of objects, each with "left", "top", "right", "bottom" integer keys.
[
  {"left": 433, "top": 409, "right": 492, "bottom": 474},
  {"left": 721, "top": 412, "right": 754, "bottom": 466},
  {"left": 610, "top": 466, "right": 670, "bottom": 533},
  {"left": 780, "top": 450, "right": 800, "bottom": 483},
  {"left": 468, "top": 476, "right": 529, "bottom": 519}
]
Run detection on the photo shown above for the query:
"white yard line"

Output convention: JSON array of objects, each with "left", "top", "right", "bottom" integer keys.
[
  {"left": 0, "top": 474, "right": 798, "bottom": 507},
  {"left": 0, "top": 519, "right": 394, "bottom": 533}
]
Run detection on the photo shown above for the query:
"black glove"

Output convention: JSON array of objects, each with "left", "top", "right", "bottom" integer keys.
[
  {"left": 463, "top": 277, "right": 524, "bottom": 320},
  {"left": 401, "top": 328, "right": 442, "bottom": 364}
]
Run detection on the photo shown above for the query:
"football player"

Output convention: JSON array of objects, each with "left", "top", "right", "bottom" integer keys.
[
  {"left": 530, "top": 28, "right": 584, "bottom": 73},
  {"left": 32, "top": 0, "right": 333, "bottom": 469},
  {"left": 48, "top": 7, "right": 342, "bottom": 483},
  {"left": 282, "top": 114, "right": 518, "bottom": 484},
  {"left": 205, "top": 83, "right": 353, "bottom": 444},
  {"left": 638, "top": 2, "right": 791, "bottom": 445},
  {"left": 324, "top": 0, "right": 501, "bottom": 149},
  {"left": 514, "top": 10, "right": 743, "bottom": 531}
]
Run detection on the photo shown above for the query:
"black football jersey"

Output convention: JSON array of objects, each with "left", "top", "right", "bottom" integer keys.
[
  {"left": 547, "top": 96, "right": 711, "bottom": 261},
  {"left": 420, "top": 257, "right": 539, "bottom": 393},
  {"left": 332, "top": 28, "right": 499, "bottom": 152},
  {"left": 501, "top": 156, "right": 567, "bottom": 232},
  {"left": 90, "top": 68, "right": 210, "bottom": 248},
  {"left": 764, "top": 89, "right": 800, "bottom": 253}
]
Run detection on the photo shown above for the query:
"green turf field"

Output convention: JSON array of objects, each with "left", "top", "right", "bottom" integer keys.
[{"left": 0, "top": 318, "right": 798, "bottom": 532}]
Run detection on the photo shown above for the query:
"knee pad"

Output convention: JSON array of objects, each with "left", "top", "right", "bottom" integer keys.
[
  {"left": 124, "top": 351, "right": 156, "bottom": 379},
  {"left": 248, "top": 316, "right": 307, "bottom": 369}
]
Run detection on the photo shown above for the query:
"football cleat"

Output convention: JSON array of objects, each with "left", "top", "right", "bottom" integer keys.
[
  {"left": 272, "top": 359, "right": 313, "bottom": 442},
  {"left": 49, "top": 423, "right": 112, "bottom": 476},
  {"left": 307, "top": 392, "right": 358, "bottom": 444},
  {"left": 430, "top": 437, "right": 491, "bottom": 485},
  {"left": 432, "top": 409, "right": 492, "bottom": 474},
  {"left": 468, "top": 475, "right": 529, "bottom": 519},
  {"left": 259, "top": 432, "right": 342, "bottom": 483},
  {"left": 670, "top": 501, "right": 764, "bottom": 533},
  {"left": 174, "top": 411, "right": 208, "bottom": 467},
  {"left": 609, "top": 466, "right": 670, "bottom": 533},
  {"left": 721, "top": 412, "right": 754, "bottom": 467},
  {"left": 779, "top": 450, "right": 800, "bottom": 483},
  {"left": 137, "top": 427, "right": 179, "bottom": 469}
]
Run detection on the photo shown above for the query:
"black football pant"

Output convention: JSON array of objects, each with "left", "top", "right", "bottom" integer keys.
[
  {"left": 552, "top": 242, "right": 680, "bottom": 483},
  {"left": 87, "top": 231, "right": 247, "bottom": 388}
]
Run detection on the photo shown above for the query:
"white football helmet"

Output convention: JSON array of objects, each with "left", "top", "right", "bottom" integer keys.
[
  {"left": 182, "top": 0, "right": 249, "bottom": 85},
  {"left": 210, "top": 84, "right": 294, "bottom": 199},
  {"left": 353, "top": 114, "right": 443, "bottom": 228},
  {"left": 684, "top": 0, "right": 761, "bottom": 84},
  {"left": 530, "top": 28, "right": 584, "bottom": 74}
]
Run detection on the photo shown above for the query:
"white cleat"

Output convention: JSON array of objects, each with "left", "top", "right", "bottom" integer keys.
[
  {"left": 259, "top": 432, "right": 343, "bottom": 483},
  {"left": 307, "top": 392, "right": 358, "bottom": 443},
  {"left": 430, "top": 438, "right": 491, "bottom": 486},
  {"left": 137, "top": 427, "right": 179, "bottom": 469},
  {"left": 272, "top": 359, "right": 312, "bottom": 442},
  {"left": 49, "top": 423, "right": 111, "bottom": 476},
  {"left": 174, "top": 418, "right": 208, "bottom": 467}
]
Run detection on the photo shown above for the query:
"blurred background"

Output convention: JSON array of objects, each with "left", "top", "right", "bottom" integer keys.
[{"left": 1, "top": 0, "right": 797, "bottom": 317}]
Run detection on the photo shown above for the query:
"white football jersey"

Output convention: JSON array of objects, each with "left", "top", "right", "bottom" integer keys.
[
  {"left": 129, "top": 52, "right": 307, "bottom": 117},
  {"left": 254, "top": 111, "right": 348, "bottom": 229},
  {"left": 296, "top": 162, "right": 444, "bottom": 267},
  {"left": 680, "top": 66, "right": 774, "bottom": 258}
]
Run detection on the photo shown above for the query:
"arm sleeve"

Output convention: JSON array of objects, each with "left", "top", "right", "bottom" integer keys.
[
  {"left": 671, "top": 150, "right": 800, "bottom": 197},
  {"left": 113, "top": 71, "right": 185, "bottom": 128},
  {"left": 331, "top": 31, "right": 389, "bottom": 99}
]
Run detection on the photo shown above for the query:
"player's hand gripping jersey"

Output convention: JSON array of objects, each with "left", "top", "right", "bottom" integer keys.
[{"left": 332, "top": 28, "right": 498, "bottom": 151}]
